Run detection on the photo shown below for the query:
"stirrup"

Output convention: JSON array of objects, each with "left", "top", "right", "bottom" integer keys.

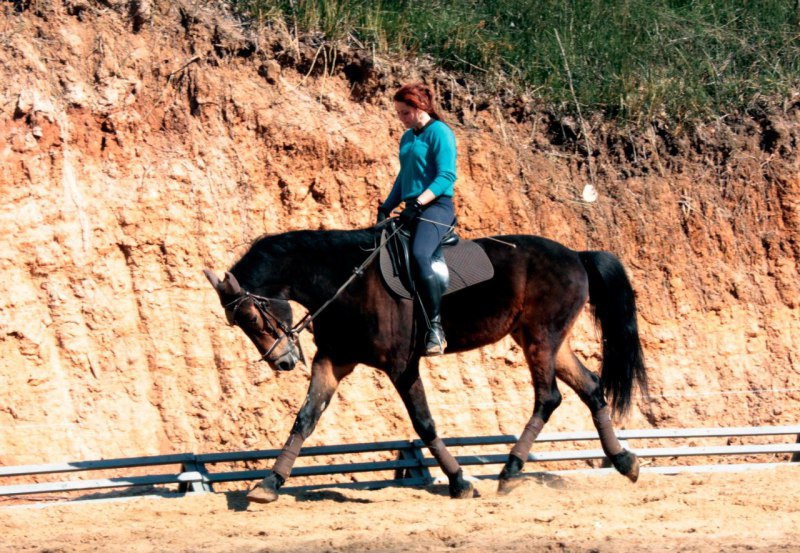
[{"left": 424, "top": 329, "right": 447, "bottom": 356}]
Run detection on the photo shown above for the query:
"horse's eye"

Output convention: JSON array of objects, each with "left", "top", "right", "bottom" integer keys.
[{"left": 247, "top": 314, "right": 259, "bottom": 325}]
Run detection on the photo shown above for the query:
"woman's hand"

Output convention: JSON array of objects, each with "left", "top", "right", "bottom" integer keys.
[{"left": 398, "top": 200, "right": 423, "bottom": 225}]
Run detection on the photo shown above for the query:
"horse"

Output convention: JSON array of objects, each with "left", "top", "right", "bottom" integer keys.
[{"left": 204, "top": 223, "right": 647, "bottom": 503}]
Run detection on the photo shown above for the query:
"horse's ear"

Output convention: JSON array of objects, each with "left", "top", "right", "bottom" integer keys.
[
  {"left": 203, "top": 269, "right": 221, "bottom": 291},
  {"left": 204, "top": 269, "right": 243, "bottom": 298},
  {"left": 223, "top": 271, "right": 242, "bottom": 295}
]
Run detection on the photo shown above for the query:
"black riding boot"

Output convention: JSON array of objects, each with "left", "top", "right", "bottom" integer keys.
[{"left": 417, "top": 273, "right": 447, "bottom": 356}]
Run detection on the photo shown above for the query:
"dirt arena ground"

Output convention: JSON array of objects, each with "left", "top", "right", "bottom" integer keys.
[{"left": 1, "top": 466, "right": 798, "bottom": 553}]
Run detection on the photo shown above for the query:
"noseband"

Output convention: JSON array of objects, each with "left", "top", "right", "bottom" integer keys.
[{"left": 224, "top": 292, "right": 306, "bottom": 366}]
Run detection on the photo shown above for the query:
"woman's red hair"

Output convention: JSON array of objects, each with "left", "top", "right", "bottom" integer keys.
[{"left": 393, "top": 83, "right": 442, "bottom": 121}]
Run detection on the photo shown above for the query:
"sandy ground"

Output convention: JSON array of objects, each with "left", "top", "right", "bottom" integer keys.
[{"left": 1, "top": 466, "right": 798, "bottom": 553}]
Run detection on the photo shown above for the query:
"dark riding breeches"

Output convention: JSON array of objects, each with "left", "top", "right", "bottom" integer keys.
[{"left": 410, "top": 196, "right": 455, "bottom": 280}]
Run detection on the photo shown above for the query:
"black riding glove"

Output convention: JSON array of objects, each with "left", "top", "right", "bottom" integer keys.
[
  {"left": 398, "top": 200, "right": 423, "bottom": 225},
  {"left": 376, "top": 206, "right": 390, "bottom": 224}
]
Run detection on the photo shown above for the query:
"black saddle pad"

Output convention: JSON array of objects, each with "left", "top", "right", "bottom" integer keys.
[{"left": 379, "top": 229, "right": 495, "bottom": 299}]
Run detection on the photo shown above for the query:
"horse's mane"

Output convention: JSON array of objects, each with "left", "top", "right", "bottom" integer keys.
[
  {"left": 252, "top": 226, "right": 378, "bottom": 256},
  {"left": 229, "top": 226, "right": 381, "bottom": 287}
]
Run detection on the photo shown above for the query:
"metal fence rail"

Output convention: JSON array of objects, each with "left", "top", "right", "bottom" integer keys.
[{"left": 1, "top": 425, "right": 798, "bottom": 501}]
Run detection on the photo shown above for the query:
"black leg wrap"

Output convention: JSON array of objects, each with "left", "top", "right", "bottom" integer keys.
[
  {"left": 499, "top": 454, "right": 524, "bottom": 481},
  {"left": 265, "top": 471, "right": 286, "bottom": 490}
]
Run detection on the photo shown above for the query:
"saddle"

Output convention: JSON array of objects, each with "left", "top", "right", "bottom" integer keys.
[{"left": 379, "top": 219, "right": 494, "bottom": 299}]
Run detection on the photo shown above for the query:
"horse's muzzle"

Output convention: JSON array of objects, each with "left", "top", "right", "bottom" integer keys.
[
  {"left": 273, "top": 356, "right": 296, "bottom": 372},
  {"left": 266, "top": 341, "right": 300, "bottom": 371}
]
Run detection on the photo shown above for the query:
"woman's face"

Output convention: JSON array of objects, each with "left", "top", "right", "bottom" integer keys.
[{"left": 394, "top": 101, "right": 423, "bottom": 129}]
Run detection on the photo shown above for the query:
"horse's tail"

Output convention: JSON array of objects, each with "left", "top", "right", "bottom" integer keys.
[{"left": 578, "top": 251, "right": 647, "bottom": 418}]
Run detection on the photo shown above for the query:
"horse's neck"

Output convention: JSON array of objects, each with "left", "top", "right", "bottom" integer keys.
[
  {"left": 247, "top": 229, "right": 374, "bottom": 310},
  {"left": 291, "top": 233, "right": 373, "bottom": 308}
]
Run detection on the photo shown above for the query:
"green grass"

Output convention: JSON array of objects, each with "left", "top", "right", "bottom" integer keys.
[{"left": 229, "top": 0, "right": 800, "bottom": 125}]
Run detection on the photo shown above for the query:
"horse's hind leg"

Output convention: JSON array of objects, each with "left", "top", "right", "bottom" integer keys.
[
  {"left": 554, "top": 345, "right": 639, "bottom": 482},
  {"left": 392, "top": 363, "right": 476, "bottom": 499},
  {"left": 497, "top": 329, "right": 562, "bottom": 494}
]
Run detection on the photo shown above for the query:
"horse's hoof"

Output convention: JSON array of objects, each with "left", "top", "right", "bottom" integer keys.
[
  {"left": 610, "top": 450, "right": 640, "bottom": 483},
  {"left": 247, "top": 471, "right": 285, "bottom": 504},
  {"left": 497, "top": 476, "right": 525, "bottom": 496},
  {"left": 625, "top": 455, "right": 640, "bottom": 483},
  {"left": 247, "top": 484, "right": 279, "bottom": 504},
  {"left": 448, "top": 470, "right": 477, "bottom": 499},
  {"left": 450, "top": 481, "right": 476, "bottom": 499}
]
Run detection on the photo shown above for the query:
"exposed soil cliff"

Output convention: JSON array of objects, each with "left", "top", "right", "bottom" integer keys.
[{"left": 1, "top": 1, "right": 798, "bottom": 471}]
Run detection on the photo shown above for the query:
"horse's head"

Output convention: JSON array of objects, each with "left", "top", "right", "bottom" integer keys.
[{"left": 203, "top": 269, "right": 301, "bottom": 372}]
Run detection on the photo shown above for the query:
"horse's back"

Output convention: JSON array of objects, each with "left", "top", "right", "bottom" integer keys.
[
  {"left": 441, "top": 234, "right": 588, "bottom": 351},
  {"left": 476, "top": 234, "right": 584, "bottom": 276}
]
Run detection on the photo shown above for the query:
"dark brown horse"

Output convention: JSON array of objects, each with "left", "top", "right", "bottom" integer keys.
[{"left": 204, "top": 225, "right": 647, "bottom": 503}]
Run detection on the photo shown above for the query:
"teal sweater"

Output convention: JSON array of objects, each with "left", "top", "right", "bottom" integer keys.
[{"left": 381, "top": 119, "right": 457, "bottom": 211}]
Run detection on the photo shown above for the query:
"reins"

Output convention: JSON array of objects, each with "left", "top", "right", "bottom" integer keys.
[{"left": 289, "top": 219, "right": 404, "bottom": 335}]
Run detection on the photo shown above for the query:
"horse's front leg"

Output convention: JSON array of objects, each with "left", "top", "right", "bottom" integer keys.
[
  {"left": 247, "top": 354, "right": 355, "bottom": 504},
  {"left": 393, "top": 365, "right": 477, "bottom": 499}
]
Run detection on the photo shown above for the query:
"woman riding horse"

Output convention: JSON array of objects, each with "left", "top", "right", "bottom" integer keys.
[
  {"left": 377, "top": 82, "right": 457, "bottom": 356},
  {"left": 204, "top": 229, "right": 647, "bottom": 503}
]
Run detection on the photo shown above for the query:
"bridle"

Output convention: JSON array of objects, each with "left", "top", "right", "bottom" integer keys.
[{"left": 224, "top": 292, "right": 307, "bottom": 366}]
